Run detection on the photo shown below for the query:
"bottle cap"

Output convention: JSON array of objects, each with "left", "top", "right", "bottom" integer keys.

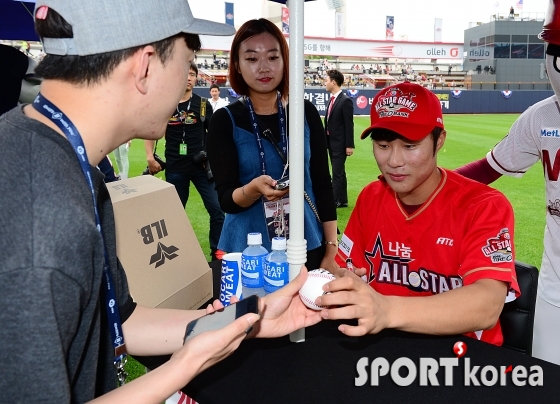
[
  {"left": 271, "top": 237, "right": 287, "bottom": 250},
  {"left": 247, "top": 232, "right": 262, "bottom": 245}
]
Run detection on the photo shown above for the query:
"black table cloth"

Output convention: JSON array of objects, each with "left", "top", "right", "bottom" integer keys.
[
  {"left": 134, "top": 260, "right": 559, "bottom": 403},
  {"left": 185, "top": 320, "right": 559, "bottom": 403}
]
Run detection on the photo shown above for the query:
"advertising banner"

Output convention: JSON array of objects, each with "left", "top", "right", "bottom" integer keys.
[
  {"left": 386, "top": 16, "right": 394, "bottom": 41},
  {"left": 335, "top": 11, "right": 345, "bottom": 38},
  {"left": 194, "top": 89, "right": 553, "bottom": 116},
  {"left": 434, "top": 18, "right": 442, "bottom": 43},
  {"left": 282, "top": 7, "right": 289, "bottom": 34},
  {"left": 225, "top": 2, "right": 234, "bottom": 27}
]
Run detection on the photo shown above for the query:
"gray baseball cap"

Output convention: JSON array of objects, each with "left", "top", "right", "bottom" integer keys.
[{"left": 35, "top": 0, "right": 236, "bottom": 56}]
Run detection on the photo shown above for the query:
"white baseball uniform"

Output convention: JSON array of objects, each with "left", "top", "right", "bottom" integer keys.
[{"left": 486, "top": 94, "right": 560, "bottom": 364}]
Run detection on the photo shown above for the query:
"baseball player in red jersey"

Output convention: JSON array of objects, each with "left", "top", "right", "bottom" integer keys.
[
  {"left": 317, "top": 82, "right": 520, "bottom": 346},
  {"left": 456, "top": 1, "right": 560, "bottom": 363}
]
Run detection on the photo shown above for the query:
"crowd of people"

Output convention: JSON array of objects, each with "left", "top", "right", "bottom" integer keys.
[
  {"left": 190, "top": 52, "right": 462, "bottom": 90},
  {"left": 1, "top": 0, "right": 559, "bottom": 402}
]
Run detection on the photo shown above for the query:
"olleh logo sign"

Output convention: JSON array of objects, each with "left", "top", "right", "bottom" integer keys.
[{"left": 355, "top": 341, "right": 543, "bottom": 387}]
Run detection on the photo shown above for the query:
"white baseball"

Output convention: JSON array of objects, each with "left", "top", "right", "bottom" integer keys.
[{"left": 299, "top": 268, "right": 336, "bottom": 310}]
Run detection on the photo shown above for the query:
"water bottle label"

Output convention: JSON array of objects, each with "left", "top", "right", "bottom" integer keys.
[
  {"left": 220, "top": 254, "right": 243, "bottom": 306},
  {"left": 241, "top": 254, "right": 266, "bottom": 288},
  {"left": 264, "top": 261, "right": 289, "bottom": 293}
]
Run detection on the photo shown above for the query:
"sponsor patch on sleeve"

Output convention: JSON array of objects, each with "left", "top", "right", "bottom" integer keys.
[
  {"left": 481, "top": 228, "right": 512, "bottom": 264},
  {"left": 339, "top": 233, "right": 353, "bottom": 257}
]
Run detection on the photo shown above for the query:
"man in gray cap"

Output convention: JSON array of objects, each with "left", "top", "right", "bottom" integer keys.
[{"left": 0, "top": 1, "right": 322, "bottom": 402}]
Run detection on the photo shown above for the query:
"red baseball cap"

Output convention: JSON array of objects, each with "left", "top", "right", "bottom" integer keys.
[
  {"left": 360, "top": 82, "right": 444, "bottom": 141},
  {"left": 540, "top": 0, "right": 560, "bottom": 44}
]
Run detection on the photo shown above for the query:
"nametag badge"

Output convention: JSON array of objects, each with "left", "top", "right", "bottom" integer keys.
[
  {"left": 179, "top": 143, "right": 187, "bottom": 155},
  {"left": 263, "top": 196, "right": 290, "bottom": 241}
]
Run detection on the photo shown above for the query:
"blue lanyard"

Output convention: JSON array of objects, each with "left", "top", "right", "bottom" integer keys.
[
  {"left": 32, "top": 93, "right": 128, "bottom": 386},
  {"left": 245, "top": 93, "right": 288, "bottom": 175}
]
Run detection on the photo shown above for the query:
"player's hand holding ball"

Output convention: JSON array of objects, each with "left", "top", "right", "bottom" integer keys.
[
  {"left": 315, "top": 269, "right": 391, "bottom": 337},
  {"left": 298, "top": 269, "right": 336, "bottom": 310}
]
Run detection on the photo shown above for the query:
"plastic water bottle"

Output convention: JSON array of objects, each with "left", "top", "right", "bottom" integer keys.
[
  {"left": 241, "top": 232, "right": 268, "bottom": 297},
  {"left": 264, "top": 237, "right": 289, "bottom": 294}
]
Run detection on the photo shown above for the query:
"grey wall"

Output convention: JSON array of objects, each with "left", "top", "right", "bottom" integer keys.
[{"left": 464, "top": 20, "right": 548, "bottom": 90}]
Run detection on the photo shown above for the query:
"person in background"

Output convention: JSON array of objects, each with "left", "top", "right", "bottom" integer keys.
[
  {"left": 113, "top": 141, "right": 130, "bottom": 179},
  {"left": 207, "top": 18, "right": 338, "bottom": 272},
  {"left": 209, "top": 83, "right": 228, "bottom": 111},
  {"left": 0, "top": 44, "right": 40, "bottom": 115},
  {"left": 146, "top": 62, "right": 225, "bottom": 261},
  {"left": 20, "top": 40, "right": 30, "bottom": 55},
  {"left": 324, "top": 69, "right": 355, "bottom": 208},
  {"left": 0, "top": 1, "right": 322, "bottom": 402},
  {"left": 455, "top": 6, "right": 560, "bottom": 365},
  {"left": 97, "top": 155, "right": 120, "bottom": 182},
  {"left": 321, "top": 82, "right": 519, "bottom": 346}
]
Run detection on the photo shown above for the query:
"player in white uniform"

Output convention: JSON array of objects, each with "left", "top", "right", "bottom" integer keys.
[{"left": 456, "top": 2, "right": 560, "bottom": 365}]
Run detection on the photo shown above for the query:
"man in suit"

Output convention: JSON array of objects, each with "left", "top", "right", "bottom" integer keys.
[{"left": 324, "top": 69, "right": 355, "bottom": 208}]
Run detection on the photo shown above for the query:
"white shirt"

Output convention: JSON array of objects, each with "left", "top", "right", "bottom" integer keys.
[
  {"left": 327, "top": 89, "right": 342, "bottom": 119},
  {"left": 209, "top": 97, "right": 228, "bottom": 112},
  {"left": 330, "top": 89, "right": 342, "bottom": 101}
]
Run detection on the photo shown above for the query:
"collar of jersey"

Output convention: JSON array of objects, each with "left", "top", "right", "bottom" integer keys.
[{"left": 394, "top": 167, "right": 447, "bottom": 220}]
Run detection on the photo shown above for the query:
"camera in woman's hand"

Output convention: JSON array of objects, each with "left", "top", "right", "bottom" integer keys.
[{"left": 275, "top": 176, "right": 289, "bottom": 190}]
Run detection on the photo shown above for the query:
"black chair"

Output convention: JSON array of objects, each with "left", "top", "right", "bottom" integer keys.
[{"left": 499, "top": 261, "right": 538, "bottom": 355}]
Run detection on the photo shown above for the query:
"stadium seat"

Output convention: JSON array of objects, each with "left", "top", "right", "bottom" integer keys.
[{"left": 499, "top": 261, "right": 538, "bottom": 356}]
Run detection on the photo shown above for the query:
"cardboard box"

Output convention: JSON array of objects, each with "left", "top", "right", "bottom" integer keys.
[{"left": 107, "top": 176, "right": 212, "bottom": 310}]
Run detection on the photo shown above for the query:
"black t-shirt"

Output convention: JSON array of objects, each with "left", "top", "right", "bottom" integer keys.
[{"left": 165, "top": 93, "right": 212, "bottom": 172}]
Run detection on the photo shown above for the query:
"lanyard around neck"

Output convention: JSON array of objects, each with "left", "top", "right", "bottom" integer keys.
[
  {"left": 245, "top": 93, "right": 287, "bottom": 176},
  {"left": 178, "top": 98, "right": 192, "bottom": 142},
  {"left": 32, "top": 93, "right": 128, "bottom": 386}
]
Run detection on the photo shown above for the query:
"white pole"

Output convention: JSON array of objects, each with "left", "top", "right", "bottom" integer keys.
[{"left": 287, "top": 0, "right": 306, "bottom": 343}]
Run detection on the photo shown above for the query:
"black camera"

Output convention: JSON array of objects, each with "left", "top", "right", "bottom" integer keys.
[
  {"left": 192, "top": 150, "right": 208, "bottom": 165},
  {"left": 192, "top": 150, "right": 213, "bottom": 182},
  {"left": 142, "top": 153, "right": 166, "bottom": 175},
  {"left": 275, "top": 176, "right": 289, "bottom": 190},
  {"left": 203, "top": 161, "right": 214, "bottom": 182}
]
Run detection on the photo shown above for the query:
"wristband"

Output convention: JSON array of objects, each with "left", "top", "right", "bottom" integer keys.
[{"left": 325, "top": 240, "right": 338, "bottom": 247}]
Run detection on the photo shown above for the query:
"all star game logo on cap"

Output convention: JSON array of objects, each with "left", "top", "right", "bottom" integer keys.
[
  {"left": 360, "top": 82, "right": 444, "bottom": 141},
  {"left": 375, "top": 87, "right": 418, "bottom": 119}
]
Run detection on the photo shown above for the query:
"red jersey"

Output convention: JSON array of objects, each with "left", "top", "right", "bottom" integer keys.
[{"left": 336, "top": 169, "right": 520, "bottom": 346}]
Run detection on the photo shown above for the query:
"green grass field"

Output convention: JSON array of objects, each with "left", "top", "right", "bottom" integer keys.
[{"left": 116, "top": 113, "right": 545, "bottom": 382}]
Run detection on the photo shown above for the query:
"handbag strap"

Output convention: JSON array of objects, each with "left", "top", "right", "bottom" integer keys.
[
  {"left": 304, "top": 191, "right": 322, "bottom": 224},
  {"left": 260, "top": 126, "right": 287, "bottom": 165}
]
